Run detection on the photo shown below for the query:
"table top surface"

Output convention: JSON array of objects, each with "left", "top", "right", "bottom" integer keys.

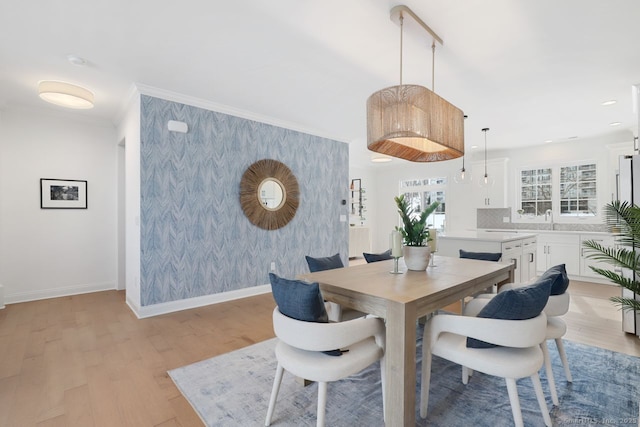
[{"left": 298, "top": 257, "right": 513, "bottom": 305}]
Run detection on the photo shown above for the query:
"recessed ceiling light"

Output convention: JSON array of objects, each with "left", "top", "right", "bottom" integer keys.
[
  {"left": 38, "top": 81, "right": 94, "bottom": 109},
  {"left": 67, "top": 54, "right": 87, "bottom": 66},
  {"left": 544, "top": 139, "right": 553, "bottom": 143},
  {"left": 471, "top": 145, "right": 478, "bottom": 149},
  {"left": 610, "top": 121, "right": 622, "bottom": 126},
  {"left": 601, "top": 100, "right": 617, "bottom": 106}
]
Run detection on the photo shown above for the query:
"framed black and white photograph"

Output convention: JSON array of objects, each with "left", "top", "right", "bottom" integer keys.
[{"left": 40, "top": 179, "right": 87, "bottom": 209}]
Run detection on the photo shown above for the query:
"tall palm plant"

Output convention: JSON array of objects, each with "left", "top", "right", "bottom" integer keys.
[{"left": 582, "top": 200, "right": 640, "bottom": 312}]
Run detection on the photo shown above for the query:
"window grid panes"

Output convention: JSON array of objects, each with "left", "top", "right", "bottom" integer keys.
[
  {"left": 399, "top": 178, "right": 446, "bottom": 229},
  {"left": 559, "top": 164, "right": 597, "bottom": 216},
  {"left": 520, "top": 168, "right": 552, "bottom": 215}
]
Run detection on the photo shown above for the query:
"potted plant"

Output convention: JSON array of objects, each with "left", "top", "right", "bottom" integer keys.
[
  {"left": 394, "top": 194, "right": 440, "bottom": 271},
  {"left": 582, "top": 200, "right": 640, "bottom": 312}
]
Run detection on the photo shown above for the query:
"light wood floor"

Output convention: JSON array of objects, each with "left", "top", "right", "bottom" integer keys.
[{"left": 0, "top": 278, "right": 638, "bottom": 426}]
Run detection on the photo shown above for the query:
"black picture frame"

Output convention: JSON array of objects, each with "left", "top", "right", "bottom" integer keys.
[{"left": 40, "top": 178, "right": 88, "bottom": 209}]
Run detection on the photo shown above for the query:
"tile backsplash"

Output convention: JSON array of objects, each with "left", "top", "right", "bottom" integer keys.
[{"left": 477, "top": 208, "right": 608, "bottom": 232}]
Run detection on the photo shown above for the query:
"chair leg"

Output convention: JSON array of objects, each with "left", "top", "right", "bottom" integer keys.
[
  {"left": 540, "top": 341, "right": 559, "bottom": 406},
  {"left": 265, "top": 363, "right": 284, "bottom": 426},
  {"left": 462, "top": 366, "right": 470, "bottom": 385},
  {"left": 555, "top": 338, "right": 573, "bottom": 382},
  {"left": 505, "top": 378, "right": 524, "bottom": 427},
  {"left": 317, "top": 382, "right": 327, "bottom": 427},
  {"left": 530, "top": 373, "right": 552, "bottom": 427}
]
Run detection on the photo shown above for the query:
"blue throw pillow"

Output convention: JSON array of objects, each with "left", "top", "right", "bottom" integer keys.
[
  {"left": 459, "top": 250, "right": 502, "bottom": 262},
  {"left": 305, "top": 253, "right": 344, "bottom": 272},
  {"left": 363, "top": 249, "right": 393, "bottom": 263},
  {"left": 539, "top": 264, "right": 570, "bottom": 295},
  {"left": 466, "top": 276, "right": 553, "bottom": 348},
  {"left": 269, "top": 273, "right": 328, "bottom": 323}
]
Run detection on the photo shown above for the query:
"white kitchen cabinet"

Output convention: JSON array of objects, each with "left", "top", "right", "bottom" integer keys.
[
  {"left": 501, "top": 240, "right": 523, "bottom": 284},
  {"left": 348, "top": 227, "right": 371, "bottom": 258},
  {"left": 470, "top": 158, "right": 508, "bottom": 208},
  {"left": 438, "top": 230, "right": 537, "bottom": 284},
  {"left": 521, "top": 236, "right": 538, "bottom": 282},
  {"left": 536, "top": 233, "right": 580, "bottom": 275},
  {"left": 579, "top": 233, "right": 615, "bottom": 279}
]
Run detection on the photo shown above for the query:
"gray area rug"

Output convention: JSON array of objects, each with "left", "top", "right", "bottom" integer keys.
[{"left": 169, "top": 327, "right": 640, "bottom": 426}]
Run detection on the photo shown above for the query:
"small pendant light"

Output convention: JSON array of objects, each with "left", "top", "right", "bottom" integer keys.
[
  {"left": 454, "top": 115, "right": 471, "bottom": 184},
  {"left": 479, "top": 127, "right": 495, "bottom": 188}
]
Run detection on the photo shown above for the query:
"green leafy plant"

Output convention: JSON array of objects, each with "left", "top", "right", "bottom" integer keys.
[
  {"left": 394, "top": 194, "right": 440, "bottom": 247},
  {"left": 582, "top": 200, "right": 640, "bottom": 312}
]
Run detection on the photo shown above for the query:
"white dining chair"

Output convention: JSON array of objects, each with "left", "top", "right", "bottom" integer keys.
[
  {"left": 305, "top": 254, "right": 366, "bottom": 321},
  {"left": 265, "top": 307, "right": 386, "bottom": 427},
  {"left": 474, "top": 284, "right": 573, "bottom": 406},
  {"left": 420, "top": 310, "right": 552, "bottom": 427}
]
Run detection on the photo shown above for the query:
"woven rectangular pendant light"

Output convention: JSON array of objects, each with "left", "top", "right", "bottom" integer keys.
[{"left": 367, "top": 5, "right": 464, "bottom": 162}]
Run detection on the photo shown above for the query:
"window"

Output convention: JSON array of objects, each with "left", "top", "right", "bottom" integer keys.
[
  {"left": 520, "top": 168, "right": 552, "bottom": 216},
  {"left": 560, "top": 164, "right": 597, "bottom": 216},
  {"left": 399, "top": 177, "right": 446, "bottom": 229},
  {"left": 518, "top": 162, "right": 596, "bottom": 219}
]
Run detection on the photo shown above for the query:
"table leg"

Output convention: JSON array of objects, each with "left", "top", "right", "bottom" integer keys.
[{"left": 384, "top": 301, "right": 417, "bottom": 426}]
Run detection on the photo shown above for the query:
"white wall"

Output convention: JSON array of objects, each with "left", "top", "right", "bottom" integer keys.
[
  {"left": 116, "top": 93, "right": 142, "bottom": 311},
  {"left": 0, "top": 107, "right": 118, "bottom": 303},
  {"left": 362, "top": 131, "right": 636, "bottom": 254}
]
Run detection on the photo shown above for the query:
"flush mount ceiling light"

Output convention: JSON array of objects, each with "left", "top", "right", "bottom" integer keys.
[
  {"left": 366, "top": 5, "right": 464, "bottom": 162},
  {"left": 371, "top": 153, "right": 393, "bottom": 163},
  {"left": 38, "top": 80, "right": 94, "bottom": 109}
]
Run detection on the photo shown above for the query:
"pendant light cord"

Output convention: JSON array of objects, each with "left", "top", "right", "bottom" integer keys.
[
  {"left": 432, "top": 41, "right": 436, "bottom": 91},
  {"left": 482, "top": 128, "right": 490, "bottom": 177},
  {"left": 399, "top": 13, "right": 404, "bottom": 86}
]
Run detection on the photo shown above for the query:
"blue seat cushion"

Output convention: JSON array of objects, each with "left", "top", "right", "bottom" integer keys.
[
  {"left": 305, "top": 253, "right": 344, "bottom": 272},
  {"left": 539, "top": 264, "right": 570, "bottom": 295},
  {"left": 269, "top": 273, "right": 328, "bottom": 323},
  {"left": 467, "top": 276, "right": 553, "bottom": 348},
  {"left": 363, "top": 249, "right": 393, "bottom": 263},
  {"left": 459, "top": 249, "right": 502, "bottom": 262}
]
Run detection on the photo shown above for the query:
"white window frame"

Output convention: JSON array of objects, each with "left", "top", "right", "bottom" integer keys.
[
  {"left": 516, "top": 160, "right": 600, "bottom": 224},
  {"left": 399, "top": 177, "right": 447, "bottom": 230}
]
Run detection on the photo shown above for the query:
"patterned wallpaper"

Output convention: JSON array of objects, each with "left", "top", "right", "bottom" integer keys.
[{"left": 140, "top": 95, "right": 348, "bottom": 306}]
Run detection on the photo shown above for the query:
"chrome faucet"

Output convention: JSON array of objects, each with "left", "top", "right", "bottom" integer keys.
[{"left": 545, "top": 209, "right": 553, "bottom": 228}]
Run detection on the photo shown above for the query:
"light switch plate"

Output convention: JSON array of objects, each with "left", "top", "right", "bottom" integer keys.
[{"left": 503, "top": 216, "right": 510, "bottom": 223}]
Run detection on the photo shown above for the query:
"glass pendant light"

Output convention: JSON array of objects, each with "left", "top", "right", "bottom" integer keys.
[
  {"left": 479, "top": 127, "right": 495, "bottom": 188},
  {"left": 454, "top": 115, "right": 471, "bottom": 184}
]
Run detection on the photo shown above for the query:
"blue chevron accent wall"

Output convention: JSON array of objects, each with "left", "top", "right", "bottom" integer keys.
[{"left": 140, "top": 95, "right": 348, "bottom": 306}]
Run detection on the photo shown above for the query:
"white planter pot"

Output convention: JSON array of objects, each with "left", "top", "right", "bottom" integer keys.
[{"left": 403, "top": 245, "right": 431, "bottom": 271}]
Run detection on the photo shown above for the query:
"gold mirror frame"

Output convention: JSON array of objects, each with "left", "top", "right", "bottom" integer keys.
[{"left": 240, "top": 159, "right": 299, "bottom": 230}]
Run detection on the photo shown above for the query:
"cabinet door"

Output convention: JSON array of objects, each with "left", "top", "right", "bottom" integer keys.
[
  {"left": 502, "top": 240, "right": 523, "bottom": 283},
  {"left": 470, "top": 159, "right": 507, "bottom": 208},
  {"left": 580, "top": 234, "right": 615, "bottom": 279},
  {"left": 537, "top": 233, "right": 580, "bottom": 275},
  {"left": 521, "top": 237, "right": 537, "bottom": 282}
]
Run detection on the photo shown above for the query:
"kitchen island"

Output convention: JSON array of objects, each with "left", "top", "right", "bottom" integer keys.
[{"left": 437, "top": 230, "right": 538, "bottom": 283}]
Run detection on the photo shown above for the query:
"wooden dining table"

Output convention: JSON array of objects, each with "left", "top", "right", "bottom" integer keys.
[{"left": 298, "top": 256, "right": 515, "bottom": 426}]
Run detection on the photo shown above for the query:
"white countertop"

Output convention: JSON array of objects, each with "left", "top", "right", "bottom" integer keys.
[
  {"left": 440, "top": 230, "right": 537, "bottom": 243},
  {"left": 480, "top": 228, "right": 611, "bottom": 236}
]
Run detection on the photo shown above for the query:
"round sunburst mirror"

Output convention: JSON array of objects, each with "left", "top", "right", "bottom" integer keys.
[{"left": 240, "top": 159, "right": 299, "bottom": 230}]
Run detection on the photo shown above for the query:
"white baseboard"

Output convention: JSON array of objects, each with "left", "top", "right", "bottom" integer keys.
[
  {"left": 4, "top": 281, "right": 116, "bottom": 305},
  {"left": 126, "top": 284, "right": 272, "bottom": 319}
]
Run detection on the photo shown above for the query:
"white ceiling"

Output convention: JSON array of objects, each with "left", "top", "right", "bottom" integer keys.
[{"left": 1, "top": 0, "right": 639, "bottom": 167}]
